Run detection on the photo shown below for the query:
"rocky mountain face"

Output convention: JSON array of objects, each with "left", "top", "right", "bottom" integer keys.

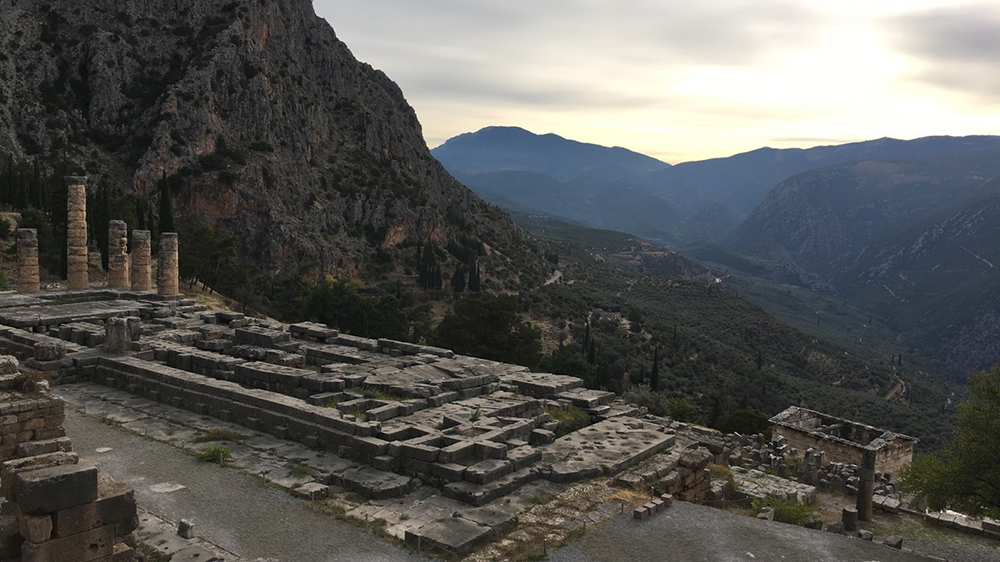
[
  {"left": 724, "top": 151, "right": 1000, "bottom": 376},
  {"left": 0, "top": 0, "right": 544, "bottom": 283}
]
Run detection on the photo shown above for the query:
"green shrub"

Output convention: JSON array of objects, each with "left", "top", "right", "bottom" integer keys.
[
  {"left": 751, "top": 495, "right": 815, "bottom": 526},
  {"left": 546, "top": 405, "right": 590, "bottom": 436},
  {"left": 192, "top": 427, "right": 246, "bottom": 444},
  {"left": 667, "top": 397, "right": 698, "bottom": 422},
  {"left": 196, "top": 445, "right": 232, "bottom": 464},
  {"left": 622, "top": 385, "right": 669, "bottom": 417}
]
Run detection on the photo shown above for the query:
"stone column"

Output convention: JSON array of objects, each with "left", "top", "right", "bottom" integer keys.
[
  {"left": 157, "top": 232, "right": 178, "bottom": 296},
  {"left": 16, "top": 229, "right": 39, "bottom": 293},
  {"left": 107, "top": 220, "right": 130, "bottom": 288},
  {"left": 66, "top": 176, "right": 89, "bottom": 290},
  {"left": 130, "top": 230, "right": 152, "bottom": 291},
  {"left": 856, "top": 448, "right": 877, "bottom": 521}
]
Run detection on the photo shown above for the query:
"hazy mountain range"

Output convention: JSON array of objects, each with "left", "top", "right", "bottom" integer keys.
[
  {"left": 435, "top": 127, "right": 1000, "bottom": 246},
  {"left": 436, "top": 127, "right": 1000, "bottom": 376}
]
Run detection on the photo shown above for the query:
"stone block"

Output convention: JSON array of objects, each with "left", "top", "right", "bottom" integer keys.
[
  {"left": 842, "top": 508, "right": 858, "bottom": 532},
  {"left": 14, "top": 464, "right": 98, "bottom": 515},
  {"left": 15, "top": 506, "right": 52, "bottom": 544},
  {"left": 1, "top": 452, "right": 79, "bottom": 500},
  {"left": 112, "top": 542, "right": 135, "bottom": 562},
  {"left": 404, "top": 516, "right": 492, "bottom": 556},
  {"left": 679, "top": 448, "right": 712, "bottom": 470},
  {"left": 15, "top": 436, "right": 73, "bottom": 458},
  {"left": 0, "top": 514, "right": 23, "bottom": 560},
  {"left": 21, "top": 524, "right": 114, "bottom": 562},
  {"left": 0, "top": 356, "right": 17, "bottom": 375},
  {"left": 292, "top": 482, "right": 328, "bottom": 500},
  {"left": 757, "top": 507, "right": 774, "bottom": 522},
  {"left": 34, "top": 342, "right": 66, "bottom": 361},
  {"left": 826, "top": 521, "right": 845, "bottom": 534},
  {"left": 431, "top": 463, "right": 467, "bottom": 482},
  {"left": 51, "top": 480, "right": 136, "bottom": 538},
  {"left": 882, "top": 536, "right": 904, "bottom": 549},
  {"left": 464, "top": 459, "right": 513, "bottom": 485},
  {"left": 177, "top": 519, "right": 195, "bottom": 539}
]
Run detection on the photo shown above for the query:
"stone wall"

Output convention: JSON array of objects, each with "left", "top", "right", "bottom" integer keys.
[
  {"left": 0, "top": 388, "right": 137, "bottom": 561},
  {"left": 0, "top": 392, "right": 68, "bottom": 463},
  {"left": 770, "top": 406, "right": 916, "bottom": 475}
]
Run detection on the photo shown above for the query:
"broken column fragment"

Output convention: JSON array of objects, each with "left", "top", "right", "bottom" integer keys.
[
  {"left": 106, "top": 220, "right": 129, "bottom": 288},
  {"left": 130, "top": 230, "right": 151, "bottom": 291},
  {"left": 65, "top": 176, "right": 88, "bottom": 290},
  {"left": 105, "top": 317, "right": 142, "bottom": 353},
  {"left": 16, "top": 229, "right": 39, "bottom": 294},
  {"left": 157, "top": 233, "right": 178, "bottom": 296}
]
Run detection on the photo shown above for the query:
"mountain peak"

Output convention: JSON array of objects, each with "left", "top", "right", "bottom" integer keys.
[{"left": 433, "top": 126, "right": 670, "bottom": 181}]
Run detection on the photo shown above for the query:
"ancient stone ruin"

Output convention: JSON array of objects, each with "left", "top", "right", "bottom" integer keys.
[
  {"left": 15, "top": 177, "right": 177, "bottom": 296},
  {"left": 769, "top": 406, "right": 917, "bottom": 476},
  {"left": 16, "top": 229, "right": 39, "bottom": 295},
  {"left": 106, "top": 220, "right": 129, "bottom": 289},
  {"left": 0, "top": 178, "right": 938, "bottom": 557},
  {"left": 157, "top": 233, "right": 179, "bottom": 296},
  {"left": 65, "top": 177, "right": 89, "bottom": 291},
  {"left": 130, "top": 230, "right": 152, "bottom": 292},
  {"left": 0, "top": 357, "right": 138, "bottom": 561}
]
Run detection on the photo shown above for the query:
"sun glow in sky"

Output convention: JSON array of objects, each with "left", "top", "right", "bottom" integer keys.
[{"left": 313, "top": 0, "right": 1000, "bottom": 163}]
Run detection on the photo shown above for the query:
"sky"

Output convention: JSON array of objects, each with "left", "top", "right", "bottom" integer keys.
[{"left": 313, "top": 1, "right": 1000, "bottom": 164}]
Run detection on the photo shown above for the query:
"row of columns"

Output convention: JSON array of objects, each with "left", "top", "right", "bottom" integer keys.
[{"left": 14, "top": 176, "right": 178, "bottom": 296}]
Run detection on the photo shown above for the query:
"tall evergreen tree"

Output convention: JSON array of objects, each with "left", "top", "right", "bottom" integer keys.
[
  {"left": 650, "top": 345, "right": 660, "bottom": 391},
  {"left": 158, "top": 172, "right": 175, "bottom": 235},
  {"left": 467, "top": 253, "right": 481, "bottom": 292},
  {"left": 451, "top": 266, "right": 466, "bottom": 293}
]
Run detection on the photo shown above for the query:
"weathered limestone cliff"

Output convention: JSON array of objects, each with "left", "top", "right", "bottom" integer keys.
[{"left": 0, "top": 0, "right": 544, "bottom": 282}]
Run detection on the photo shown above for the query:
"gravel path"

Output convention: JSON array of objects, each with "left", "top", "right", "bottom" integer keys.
[
  {"left": 66, "top": 410, "right": 429, "bottom": 562},
  {"left": 887, "top": 537, "right": 1000, "bottom": 562},
  {"left": 548, "top": 500, "right": 933, "bottom": 562}
]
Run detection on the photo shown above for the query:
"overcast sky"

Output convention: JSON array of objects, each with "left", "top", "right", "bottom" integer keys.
[{"left": 313, "top": 1, "right": 1000, "bottom": 164}]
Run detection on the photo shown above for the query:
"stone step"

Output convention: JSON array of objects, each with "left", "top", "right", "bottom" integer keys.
[
  {"left": 443, "top": 467, "right": 540, "bottom": 506},
  {"left": 554, "top": 388, "right": 616, "bottom": 408}
]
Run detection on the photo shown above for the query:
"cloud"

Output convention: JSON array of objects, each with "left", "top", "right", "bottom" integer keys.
[
  {"left": 888, "top": 5, "right": 1000, "bottom": 102},
  {"left": 315, "top": 1, "right": 1000, "bottom": 162}
]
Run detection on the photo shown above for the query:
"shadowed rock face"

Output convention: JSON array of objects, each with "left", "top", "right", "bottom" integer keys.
[{"left": 0, "top": 0, "right": 540, "bottom": 282}]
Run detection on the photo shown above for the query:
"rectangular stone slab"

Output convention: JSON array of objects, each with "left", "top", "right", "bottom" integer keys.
[{"left": 14, "top": 464, "right": 98, "bottom": 515}]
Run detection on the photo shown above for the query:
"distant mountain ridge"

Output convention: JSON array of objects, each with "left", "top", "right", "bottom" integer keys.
[
  {"left": 648, "top": 135, "right": 1000, "bottom": 220},
  {"left": 432, "top": 126, "right": 671, "bottom": 181},
  {"left": 435, "top": 128, "right": 1000, "bottom": 245}
]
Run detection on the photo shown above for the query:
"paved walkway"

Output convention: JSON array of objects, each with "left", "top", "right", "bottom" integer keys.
[
  {"left": 65, "top": 409, "right": 429, "bottom": 562},
  {"left": 549, "top": 500, "right": 934, "bottom": 562}
]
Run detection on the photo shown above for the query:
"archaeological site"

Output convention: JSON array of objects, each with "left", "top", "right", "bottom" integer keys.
[{"left": 0, "top": 178, "right": 993, "bottom": 561}]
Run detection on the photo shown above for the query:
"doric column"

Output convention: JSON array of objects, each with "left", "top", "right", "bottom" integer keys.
[
  {"left": 130, "top": 230, "right": 152, "bottom": 291},
  {"left": 157, "top": 232, "right": 178, "bottom": 296},
  {"left": 66, "top": 176, "right": 89, "bottom": 290},
  {"left": 16, "top": 228, "right": 39, "bottom": 293},
  {"left": 857, "top": 448, "right": 877, "bottom": 521},
  {"left": 107, "top": 220, "right": 130, "bottom": 288}
]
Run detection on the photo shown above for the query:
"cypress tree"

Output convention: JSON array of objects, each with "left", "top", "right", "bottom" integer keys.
[
  {"left": 451, "top": 266, "right": 466, "bottom": 293},
  {"left": 650, "top": 345, "right": 660, "bottom": 391},
  {"left": 158, "top": 172, "right": 175, "bottom": 234}
]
